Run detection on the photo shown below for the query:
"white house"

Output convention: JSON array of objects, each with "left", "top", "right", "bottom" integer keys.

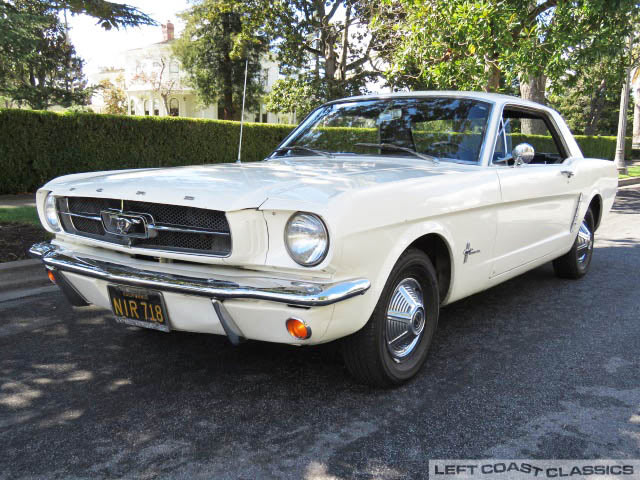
[{"left": 90, "top": 22, "right": 288, "bottom": 123}]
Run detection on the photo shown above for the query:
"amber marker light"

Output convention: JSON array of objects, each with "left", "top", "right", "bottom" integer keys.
[
  {"left": 47, "top": 270, "right": 56, "bottom": 284},
  {"left": 286, "top": 318, "right": 312, "bottom": 340}
]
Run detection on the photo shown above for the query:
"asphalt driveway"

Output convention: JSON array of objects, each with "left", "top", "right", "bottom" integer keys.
[{"left": 1, "top": 187, "right": 639, "bottom": 479}]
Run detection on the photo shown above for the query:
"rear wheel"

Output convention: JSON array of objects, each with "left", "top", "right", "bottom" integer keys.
[
  {"left": 342, "top": 249, "right": 439, "bottom": 387},
  {"left": 553, "top": 208, "right": 595, "bottom": 279}
]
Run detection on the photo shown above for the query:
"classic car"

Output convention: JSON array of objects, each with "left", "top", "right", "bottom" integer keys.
[{"left": 30, "top": 92, "right": 618, "bottom": 387}]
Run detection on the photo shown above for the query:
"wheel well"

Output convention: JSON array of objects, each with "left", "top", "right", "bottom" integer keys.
[
  {"left": 409, "top": 233, "right": 452, "bottom": 303},
  {"left": 589, "top": 195, "right": 602, "bottom": 231}
]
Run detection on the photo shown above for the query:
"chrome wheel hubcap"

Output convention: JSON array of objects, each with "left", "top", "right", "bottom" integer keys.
[
  {"left": 576, "top": 219, "right": 593, "bottom": 265},
  {"left": 386, "top": 278, "right": 425, "bottom": 361}
]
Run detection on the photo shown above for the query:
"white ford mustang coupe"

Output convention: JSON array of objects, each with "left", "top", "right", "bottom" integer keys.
[{"left": 31, "top": 92, "right": 618, "bottom": 386}]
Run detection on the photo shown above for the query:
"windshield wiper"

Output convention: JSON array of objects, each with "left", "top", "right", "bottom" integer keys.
[
  {"left": 355, "top": 143, "right": 439, "bottom": 165},
  {"left": 274, "top": 145, "right": 334, "bottom": 158}
]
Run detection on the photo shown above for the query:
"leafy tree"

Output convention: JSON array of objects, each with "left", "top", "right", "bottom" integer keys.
[
  {"left": 49, "top": 0, "right": 155, "bottom": 30},
  {"left": 1, "top": 0, "right": 154, "bottom": 110},
  {"left": 265, "top": 0, "right": 380, "bottom": 102},
  {"left": 374, "top": 0, "right": 638, "bottom": 132},
  {"left": 174, "top": 0, "right": 268, "bottom": 120},
  {"left": 0, "top": 0, "right": 90, "bottom": 109},
  {"left": 265, "top": 76, "right": 323, "bottom": 119},
  {"left": 548, "top": 54, "right": 631, "bottom": 136},
  {"left": 97, "top": 74, "right": 126, "bottom": 115}
]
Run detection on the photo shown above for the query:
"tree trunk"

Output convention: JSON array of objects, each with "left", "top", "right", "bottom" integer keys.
[
  {"left": 584, "top": 79, "right": 607, "bottom": 136},
  {"left": 520, "top": 74, "right": 547, "bottom": 134},
  {"left": 337, "top": 3, "right": 351, "bottom": 82},
  {"left": 221, "top": 15, "right": 235, "bottom": 120},
  {"left": 484, "top": 58, "right": 500, "bottom": 92},
  {"left": 615, "top": 36, "right": 633, "bottom": 173},
  {"left": 615, "top": 65, "right": 631, "bottom": 173},
  {"left": 633, "top": 86, "right": 640, "bottom": 150}
]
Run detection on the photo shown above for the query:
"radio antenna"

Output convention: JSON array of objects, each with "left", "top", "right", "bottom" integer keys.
[{"left": 237, "top": 58, "right": 249, "bottom": 163}]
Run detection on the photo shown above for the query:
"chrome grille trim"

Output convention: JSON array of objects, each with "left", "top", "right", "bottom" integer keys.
[{"left": 56, "top": 196, "right": 232, "bottom": 257}]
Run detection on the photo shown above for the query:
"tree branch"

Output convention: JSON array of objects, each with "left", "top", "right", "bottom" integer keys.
[
  {"left": 326, "top": 0, "right": 342, "bottom": 22},
  {"left": 345, "top": 33, "right": 375, "bottom": 71},
  {"left": 526, "top": 0, "right": 557, "bottom": 25}
]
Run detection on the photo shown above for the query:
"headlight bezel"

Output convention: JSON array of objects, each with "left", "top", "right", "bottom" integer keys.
[
  {"left": 43, "top": 192, "right": 61, "bottom": 232},
  {"left": 284, "top": 212, "right": 330, "bottom": 267}
]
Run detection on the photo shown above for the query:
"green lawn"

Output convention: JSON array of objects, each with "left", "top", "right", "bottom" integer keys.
[
  {"left": 620, "top": 166, "right": 640, "bottom": 179},
  {"left": 0, "top": 206, "right": 41, "bottom": 226}
]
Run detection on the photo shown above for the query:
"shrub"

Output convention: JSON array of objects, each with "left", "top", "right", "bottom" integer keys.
[
  {"left": 0, "top": 109, "right": 294, "bottom": 194},
  {"left": 574, "top": 135, "right": 632, "bottom": 160},
  {"left": 0, "top": 109, "right": 630, "bottom": 195}
]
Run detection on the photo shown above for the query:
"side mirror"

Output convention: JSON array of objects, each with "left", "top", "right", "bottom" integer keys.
[{"left": 512, "top": 143, "right": 535, "bottom": 166}]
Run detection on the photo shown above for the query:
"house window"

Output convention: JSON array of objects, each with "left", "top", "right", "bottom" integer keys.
[
  {"left": 169, "top": 98, "right": 179, "bottom": 117},
  {"left": 130, "top": 100, "right": 135, "bottom": 115},
  {"left": 144, "top": 100, "right": 150, "bottom": 116},
  {"left": 262, "top": 112, "right": 268, "bottom": 123},
  {"left": 170, "top": 61, "right": 179, "bottom": 73},
  {"left": 153, "top": 99, "right": 160, "bottom": 116}
]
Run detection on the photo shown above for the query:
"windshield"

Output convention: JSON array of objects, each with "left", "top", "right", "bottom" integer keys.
[{"left": 272, "top": 97, "right": 492, "bottom": 164}]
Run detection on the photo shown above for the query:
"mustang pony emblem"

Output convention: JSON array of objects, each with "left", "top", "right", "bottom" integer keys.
[
  {"left": 463, "top": 242, "right": 480, "bottom": 264},
  {"left": 100, "top": 210, "right": 149, "bottom": 239},
  {"left": 115, "top": 216, "right": 142, "bottom": 235}
]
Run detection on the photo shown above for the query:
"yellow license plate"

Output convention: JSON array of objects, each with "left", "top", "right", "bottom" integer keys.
[{"left": 107, "top": 285, "right": 170, "bottom": 332}]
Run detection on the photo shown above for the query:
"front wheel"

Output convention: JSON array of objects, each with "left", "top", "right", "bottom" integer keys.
[
  {"left": 552, "top": 208, "right": 595, "bottom": 279},
  {"left": 342, "top": 249, "right": 439, "bottom": 387}
]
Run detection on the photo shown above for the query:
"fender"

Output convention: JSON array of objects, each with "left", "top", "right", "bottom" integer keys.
[{"left": 329, "top": 220, "right": 456, "bottom": 338}]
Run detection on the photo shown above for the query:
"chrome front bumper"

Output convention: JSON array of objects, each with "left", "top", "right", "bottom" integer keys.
[{"left": 29, "top": 242, "right": 371, "bottom": 308}]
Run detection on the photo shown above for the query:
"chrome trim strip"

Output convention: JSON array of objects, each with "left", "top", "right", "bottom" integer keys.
[
  {"left": 29, "top": 242, "right": 370, "bottom": 307},
  {"left": 571, "top": 193, "right": 583, "bottom": 232},
  {"left": 148, "top": 224, "right": 231, "bottom": 237},
  {"left": 65, "top": 212, "right": 103, "bottom": 222}
]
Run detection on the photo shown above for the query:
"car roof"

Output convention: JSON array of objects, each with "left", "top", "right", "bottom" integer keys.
[{"left": 324, "top": 90, "right": 553, "bottom": 112}]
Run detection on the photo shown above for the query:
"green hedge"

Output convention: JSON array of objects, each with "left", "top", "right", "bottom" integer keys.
[
  {"left": 574, "top": 134, "right": 632, "bottom": 160},
  {"left": 0, "top": 108, "right": 631, "bottom": 195},
  {"left": 0, "top": 109, "right": 294, "bottom": 194}
]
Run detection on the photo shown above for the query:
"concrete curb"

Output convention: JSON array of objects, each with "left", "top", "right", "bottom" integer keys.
[
  {"left": 619, "top": 177, "right": 640, "bottom": 187},
  {"left": 0, "top": 285, "right": 58, "bottom": 303},
  {"left": 0, "top": 258, "right": 51, "bottom": 302},
  {"left": 0, "top": 258, "right": 40, "bottom": 272}
]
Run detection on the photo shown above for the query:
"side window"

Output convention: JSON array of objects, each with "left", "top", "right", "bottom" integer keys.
[{"left": 493, "top": 107, "right": 567, "bottom": 165}]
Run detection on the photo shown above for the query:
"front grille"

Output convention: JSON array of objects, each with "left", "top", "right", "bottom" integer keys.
[{"left": 57, "top": 197, "right": 231, "bottom": 256}]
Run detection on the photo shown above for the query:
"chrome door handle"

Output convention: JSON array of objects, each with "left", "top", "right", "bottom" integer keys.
[{"left": 561, "top": 170, "right": 575, "bottom": 178}]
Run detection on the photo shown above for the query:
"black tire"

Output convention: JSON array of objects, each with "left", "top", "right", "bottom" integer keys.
[
  {"left": 342, "top": 248, "right": 439, "bottom": 387},
  {"left": 552, "top": 208, "right": 595, "bottom": 279}
]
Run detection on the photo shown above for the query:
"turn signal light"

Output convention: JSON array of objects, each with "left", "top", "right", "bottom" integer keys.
[
  {"left": 47, "top": 270, "right": 56, "bottom": 284},
  {"left": 286, "top": 318, "right": 311, "bottom": 340}
]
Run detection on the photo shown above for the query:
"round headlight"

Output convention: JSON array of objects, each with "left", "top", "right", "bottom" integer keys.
[
  {"left": 44, "top": 193, "right": 60, "bottom": 231},
  {"left": 284, "top": 212, "right": 329, "bottom": 266}
]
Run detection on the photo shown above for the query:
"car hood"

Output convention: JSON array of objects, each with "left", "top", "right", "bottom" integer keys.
[{"left": 45, "top": 157, "right": 466, "bottom": 212}]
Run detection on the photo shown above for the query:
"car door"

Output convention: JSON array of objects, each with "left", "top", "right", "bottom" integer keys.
[{"left": 490, "top": 106, "right": 582, "bottom": 277}]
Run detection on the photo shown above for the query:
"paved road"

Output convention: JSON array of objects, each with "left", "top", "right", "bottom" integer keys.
[{"left": 1, "top": 188, "right": 639, "bottom": 480}]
